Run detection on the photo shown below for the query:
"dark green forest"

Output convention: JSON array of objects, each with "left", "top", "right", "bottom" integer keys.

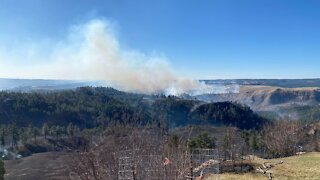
[{"left": 0, "top": 87, "right": 267, "bottom": 130}]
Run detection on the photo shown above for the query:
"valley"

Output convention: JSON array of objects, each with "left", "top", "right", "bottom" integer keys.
[{"left": 0, "top": 80, "right": 319, "bottom": 179}]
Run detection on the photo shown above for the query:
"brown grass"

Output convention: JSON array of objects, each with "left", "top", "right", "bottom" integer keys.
[{"left": 207, "top": 152, "right": 320, "bottom": 180}]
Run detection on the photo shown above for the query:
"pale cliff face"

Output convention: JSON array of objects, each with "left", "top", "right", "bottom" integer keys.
[{"left": 195, "top": 86, "right": 320, "bottom": 111}]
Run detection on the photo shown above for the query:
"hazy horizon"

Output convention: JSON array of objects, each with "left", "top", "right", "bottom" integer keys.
[{"left": 1, "top": 0, "right": 320, "bottom": 94}]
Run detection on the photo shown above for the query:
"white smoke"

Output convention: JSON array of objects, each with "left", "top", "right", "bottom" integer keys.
[{"left": 0, "top": 19, "right": 227, "bottom": 95}]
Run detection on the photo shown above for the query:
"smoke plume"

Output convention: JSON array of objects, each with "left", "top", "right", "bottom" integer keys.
[{"left": 0, "top": 19, "right": 218, "bottom": 95}]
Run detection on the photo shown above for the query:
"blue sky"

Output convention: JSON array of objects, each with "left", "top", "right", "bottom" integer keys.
[{"left": 0, "top": 0, "right": 320, "bottom": 79}]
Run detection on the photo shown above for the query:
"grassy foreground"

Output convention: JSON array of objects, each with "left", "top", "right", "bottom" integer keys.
[{"left": 207, "top": 152, "right": 320, "bottom": 180}]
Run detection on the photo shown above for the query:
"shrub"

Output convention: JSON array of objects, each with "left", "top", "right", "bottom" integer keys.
[{"left": 188, "top": 133, "right": 215, "bottom": 149}]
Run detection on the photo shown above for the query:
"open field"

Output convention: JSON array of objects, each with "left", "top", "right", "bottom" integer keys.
[
  {"left": 208, "top": 152, "right": 320, "bottom": 180},
  {"left": 4, "top": 152, "right": 73, "bottom": 180},
  {"left": 4, "top": 152, "right": 320, "bottom": 180}
]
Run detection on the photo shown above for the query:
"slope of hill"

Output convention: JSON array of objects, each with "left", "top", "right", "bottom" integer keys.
[
  {"left": 0, "top": 87, "right": 266, "bottom": 129},
  {"left": 4, "top": 152, "right": 72, "bottom": 180},
  {"left": 0, "top": 87, "right": 148, "bottom": 127},
  {"left": 208, "top": 152, "right": 320, "bottom": 180},
  {"left": 197, "top": 86, "right": 320, "bottom": 111},
  {"left": 151, "top": 98, "right": 266, "bottom": 129},
  {"left": 5, "top": 151, "right": 320, "bottom": 179}
]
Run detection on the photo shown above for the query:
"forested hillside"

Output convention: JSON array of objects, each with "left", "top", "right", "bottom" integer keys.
[
  {"left": 0, "top": 87, "right": 267, "bottom": 129},
  {"left": 0, "top": 87, "right": 149, "bottom": 128},
  {"left": 152, "top": 98, "right": 266, "bottom": 129}
]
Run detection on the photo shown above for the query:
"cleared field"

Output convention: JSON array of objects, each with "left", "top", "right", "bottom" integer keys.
[
  {"left": 208, "top": 152, "right": 320, "bottom": 180},
  {"left": 4, "top": 152, "right": 73, "bottom": 180}
]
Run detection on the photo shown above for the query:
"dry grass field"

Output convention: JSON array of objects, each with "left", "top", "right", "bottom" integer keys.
[
  {"left": 207, "top": 152, "right": 320, "bottom": 180},
  {"left": 4, "top": 152, "right": 320, "bottom": 179},
  {"left": 4, "top": 152, "right": 73, "bottom": 180}
]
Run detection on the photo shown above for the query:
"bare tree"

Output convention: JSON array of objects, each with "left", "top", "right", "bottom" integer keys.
[
  {"left": 262, "top": 120, "right": 304, "bottom": 157},
  {"left": 69, "top": 124, "right": 192, "bottom": 180}
]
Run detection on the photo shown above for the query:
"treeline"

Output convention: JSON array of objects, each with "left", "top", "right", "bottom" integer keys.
[
  {"left": 259, "top": 105, "right": 320, "bottom": 123},
  {"left": 294, "top": 105, "right": 320, "bottom": 123},
  {"left": 0, "top": 87, "right": 150, "bottom": 128},
  {"left": 0, "top": 122, "right": 94, "bottom": 158},
  {"left": 242, "top": 120, "right": 320, "bottom": 158},
  {"left": 0, "top": 122, "right": 82, "bottom": 148},
  {"left": 152, "top": 98, "right": 267, "bottom": 129},
  {"left": 0, "top": 87, "right": 267, "bottom": 130}
]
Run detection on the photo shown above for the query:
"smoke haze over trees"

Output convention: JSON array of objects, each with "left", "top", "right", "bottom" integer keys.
[{"left": 0, "top": 87, "right": 266, "bottom": 130}]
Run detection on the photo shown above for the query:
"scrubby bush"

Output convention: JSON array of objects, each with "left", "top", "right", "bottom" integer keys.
[
  {"left": 188, "top": 132, "right": 216, "bottom": 149},
  {"left": 262, "top": 120, "right": 304, "bottom": 157}
]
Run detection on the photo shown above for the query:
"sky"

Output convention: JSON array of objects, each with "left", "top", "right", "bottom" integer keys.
[{"left": 0, "top": 0, "right": 320, "bottom": 79}]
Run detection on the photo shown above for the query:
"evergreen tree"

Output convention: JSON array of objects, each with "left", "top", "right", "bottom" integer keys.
[
  {"left": 67, "top": 123, "right": 74, "bottom": 136},
  {"left": 50, "top": 126, "right": 57, "bottom": 139},
  {"left": 249, "top": 134, "right": 259, "bottom": 150},
  {"left": 188, "top": 133, "right": 215, "bottom": 149},
  {"left": 10, "top": 123, "right": 19, "bottom": 148},
  {"left": 42, "top": 123, "right": 49, "bottom": 139},
  {"left": 26, "top": 123, "right": 39, "bottom": 142},
  {"left": 0, "top": 127, "right": 5, "bottom": 148},
  {"left": 33, "top": 127, "right": 39, "bottom": 142},
  {"left": 73, "top": 125, "right": 80, "bottom": 136},
  {"left": 20, "top": 128, "right": 28, "bottom": 145},
  {"left": 168, "top": 134, "right": 179, "bottom": 148}
]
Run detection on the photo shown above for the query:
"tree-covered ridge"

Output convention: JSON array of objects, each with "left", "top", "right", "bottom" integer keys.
[
  {"left": 0, "top": 87, "right": 149, "bottom": 128},
  {"left": 152, "top": 98, "right": 267, "bottom": 129},
  {"left": 0, "top": 87, "right": 267, "bottom": 129},
  {"left": 191, "top": 102, "right": 266, "bottom": 129}
]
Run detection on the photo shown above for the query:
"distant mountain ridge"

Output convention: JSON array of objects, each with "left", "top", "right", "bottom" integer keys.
[
  {"left": 202, "top": 79, "right": 320, "bottom": 88},
  {"left": 2, "top": 78, "right": 320, "bottom": 92},
  {"left": 196, "top": 86, "right": 320, "bottom": 110},
  {"left": 0, "top": 78, "right": 320, "bottom": 91},
  {"left": 0, "top": 78, "right": 102, "bottom": 91}
]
